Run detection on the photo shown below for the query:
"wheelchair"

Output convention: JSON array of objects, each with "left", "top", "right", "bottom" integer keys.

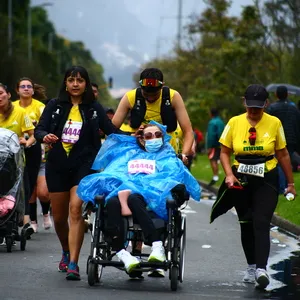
[{"left": 83, "top": 190, "right": 187, "bottom": 292}]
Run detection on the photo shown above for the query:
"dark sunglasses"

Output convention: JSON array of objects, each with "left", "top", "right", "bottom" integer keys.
[
  {"left": 19, "top": 84, "right": 33, "bottom": 89},
  {"left": 248, "top": 127, "right": 256, "bottom": 145},
  {"left": 143, "top": 131, "right": 163, "bottom": 140},
  {"left": 139, "top": 78, "right": 163, "bottom": 87}
]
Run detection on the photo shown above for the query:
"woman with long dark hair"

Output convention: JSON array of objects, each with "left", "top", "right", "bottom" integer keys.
[{"left": 35, "top": 66, "right": 125, "bottom": 280}]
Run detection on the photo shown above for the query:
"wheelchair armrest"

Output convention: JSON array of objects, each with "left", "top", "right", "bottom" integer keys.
[
  {"left": 166, "top": 198, "right": 177, "bottom": 209},
  {"left": 171, "top": 184, "right": 189, "bottom": 207},
  {"left": 94, "top": 195, "right": 105, "bottom": 205}
]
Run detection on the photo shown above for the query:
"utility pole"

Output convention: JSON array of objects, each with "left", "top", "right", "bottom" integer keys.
[
  {"left": 28, "top": 5, "right": 32, "bottom": 61},
  {"left": 8, "top": 0, "right": 12, "bottom": 56},
  {"left": 177, "top": 0, "right": 183, "bottom": 50}
]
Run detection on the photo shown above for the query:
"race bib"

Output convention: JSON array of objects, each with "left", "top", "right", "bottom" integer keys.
[
  {"left": 128, "top": 159, "right": 156, "bottom": 174},
  {"left": 61, "top": 120, "right": 82, "bottom": 144},
  {"left": 237, "top": 163, "right": 265, "bottom": 178}
]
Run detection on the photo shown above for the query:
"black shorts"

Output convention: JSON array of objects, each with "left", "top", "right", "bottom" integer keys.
[
  {"left": 208, "top": 147, "right": 221, "bottom": 161},
  {"left": 45, "top": 162, "right": 94, "bottom": 193}
]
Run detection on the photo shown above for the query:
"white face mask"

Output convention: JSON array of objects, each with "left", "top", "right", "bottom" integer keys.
[{"left": 145, "top": 138, "right": 163, "bottom": 152}]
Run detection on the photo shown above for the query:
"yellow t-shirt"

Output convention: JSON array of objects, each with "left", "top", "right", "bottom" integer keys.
[
  {"left": 14, "top": 99, "right": 45, "bottom": 126},
  {"left": 61, "top": 105, "right": 83, "bottom": 155},
  {"left": 126, "top": 88, "right": 179, "bottom": 152},
  {"left": 0, "top": 105, "right": 34, "bottom": 137},
  {"left": 219, "top": 112, "right": 286, "bottom": 171},
  {"left": 120, "top": 123, "right": 132, "bottom": 132}
]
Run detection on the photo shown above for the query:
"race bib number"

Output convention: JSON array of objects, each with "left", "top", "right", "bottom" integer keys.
[
  {"left": 128, "top": 159, "right": 156, "bottom": 174},
  {"left": 237, "top": 163, "right": 265, "bottom": 178},
  {"left": 61, "top": 120, "right": 82, "bottom": 144}
]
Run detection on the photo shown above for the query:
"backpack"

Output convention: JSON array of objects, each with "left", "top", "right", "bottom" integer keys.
[{"left": 130, "top": 87, "right": 177, "bottom": 132}]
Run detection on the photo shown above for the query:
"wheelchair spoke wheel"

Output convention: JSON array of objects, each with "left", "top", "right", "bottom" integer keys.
[
  {"left": 170, "top": 265, "right": 179, "bottom": 291},
  {"left": 179, "top": 215, "right": 186, "bottom": 283}
]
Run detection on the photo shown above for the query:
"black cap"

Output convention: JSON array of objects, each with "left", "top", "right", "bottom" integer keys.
[{"left": 244, "top": 84, "right": 269, "bottom": 108}]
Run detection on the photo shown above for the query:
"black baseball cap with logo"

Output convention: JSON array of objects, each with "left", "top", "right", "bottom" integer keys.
[{"left": 244, "top": 84, "right": 269, "bottom": 108}]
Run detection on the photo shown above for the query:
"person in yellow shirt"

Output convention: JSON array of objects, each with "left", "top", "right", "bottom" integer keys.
[
  {"left": 210, "top": 84, "right": 296, "bottom": 289},
  {"left": 112, "top": 68, "right": 194, "bottom": 164},
  {"left": 14, "top": 78, "right": 52, "bottom": 233},
  {"left": 0, "top": 83, "right": 36, "bottom": 237}
]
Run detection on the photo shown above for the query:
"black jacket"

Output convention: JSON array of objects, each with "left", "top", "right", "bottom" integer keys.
[
  {"left": 34, "top": 99, "right": 124, "bottom": 171},
  {"left": 267, "top": 100, "right": 300, "bottom": 152}
]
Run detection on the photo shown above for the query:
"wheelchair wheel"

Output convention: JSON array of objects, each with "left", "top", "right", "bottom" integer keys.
[
  {"left": 88, "top": 261, "right": 98, "bottom": 286},
  {"left": 179, "top": 215, "right": 186, "bottom": 283},
  {"left": 170, "top": 265, "right": 179, "bottom": 291}
]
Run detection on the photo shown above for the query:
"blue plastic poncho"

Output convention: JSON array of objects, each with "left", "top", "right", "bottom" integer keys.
[{"left": 77, "top": 121, "right": 201, "bottom": 220}]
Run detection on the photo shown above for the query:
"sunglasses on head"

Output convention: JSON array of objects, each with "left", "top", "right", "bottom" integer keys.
[
  {"left": 143, "top": 131, "right": 163, "bottom": 140},
  {"left": 248, "top": 127, "right": 256, "bottom": 145},
  {"left": 139, "top": 78, "right": 163, "bottom": 87},
  {"left": 19, "top": 85, "right": 33, "bottom": 89}
]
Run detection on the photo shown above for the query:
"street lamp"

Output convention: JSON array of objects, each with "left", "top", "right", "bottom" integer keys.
[{"left": 28, "top": 2, "right": 53, "bottom": 61}]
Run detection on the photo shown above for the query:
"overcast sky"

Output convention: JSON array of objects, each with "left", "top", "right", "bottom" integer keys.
[{"left": 31, "top": 0, "right": 254, "bottom": 97}]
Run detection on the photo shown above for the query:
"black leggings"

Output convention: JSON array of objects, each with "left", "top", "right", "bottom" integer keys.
[
  {"left": 234, "top": 169, "right": 278, "bottom": 269},
  {"left": 23, "top": 143, "right": 41, "bottom": 215},
  {"left": 106, "top": 193, "right": 159, "bottom": 251}
]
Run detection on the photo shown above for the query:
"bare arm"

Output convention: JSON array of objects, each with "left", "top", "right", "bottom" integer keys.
[
  {"left": 19, "top": 129, "right": 36, "bottom": 148},
  {"left": 220, "top": 145, "right": 240, "bottom": 188},
  {"left": 172, "top": 92, "right": 194, "bottom": 155},
  {"left": 112, "top": 94, "right": 131, "bottom": 128},
  {"left": 276, "top": 147, "right": 296, "bottom": 195}
]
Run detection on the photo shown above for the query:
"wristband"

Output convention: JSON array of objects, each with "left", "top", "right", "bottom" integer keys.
[{"left": 288, "top": 183, "right": 295, "bottom": 186}]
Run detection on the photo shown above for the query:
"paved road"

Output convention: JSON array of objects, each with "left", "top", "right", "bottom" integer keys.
[{"left": 0, "top": 200, "right": 299, "bottom": 300}]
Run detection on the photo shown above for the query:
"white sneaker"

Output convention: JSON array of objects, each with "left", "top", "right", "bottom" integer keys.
[
  {"left": 255, "top": 268, "right": 270, "bottom": 288},
  {"left": 243, "top": 265, "right": 256, "bottom": 284},
  {"left": 43, "top": 214, "right": 52, "bottom": 230},
  {"left": 148, "top": 241, "right": 166, "bottom": 263},
  {"left": 116, "top": 249, "right": 140, "bottom": 273},
  {"left": 30, "top": 221, "right": 38, "bottom": 233}
]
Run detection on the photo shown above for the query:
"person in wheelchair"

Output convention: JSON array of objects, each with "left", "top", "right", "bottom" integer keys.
[{"left": 77, "top": 121, "right": 200, "bottom": 275}]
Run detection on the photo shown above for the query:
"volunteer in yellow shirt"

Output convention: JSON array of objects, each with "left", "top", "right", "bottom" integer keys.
[
  {"left": 112, "top": 68, "right": 194, "bottom": 164},
  {"left": 0, "top": 82, "right": 36, "bottom": 237},
  {"left": 15, "top": 79, "right": 52, "bottom": 233},
  {"left": 210, "top": 84, "right": 296, "bottom": 289}
]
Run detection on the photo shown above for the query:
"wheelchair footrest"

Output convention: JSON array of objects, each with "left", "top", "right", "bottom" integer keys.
[{"left": 91, "top": 257, "right": 170, "bottom": 270}]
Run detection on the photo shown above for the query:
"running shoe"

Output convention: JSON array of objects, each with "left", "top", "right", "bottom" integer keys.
[
  {"left": 148, "top": 241, "right": 166, "bottom": 263},
  {"left": 30, "top": 221, "right": 38, "bottom": 233},
  {"left": 243, "top": 265, "right": 256, "bottom": 284},
  {"left": 66, "top": 262, "right": 80, "bottom": 280},
  {"left": 255, "top": 268, "right": 270, "bottom": 289},
  {"left": 117, "top": 249, "right": 140, "bottom": 273},
  {"left": 58, "top": 251, "right": 69, "bottom": 272},
  {"left": 23, "top": 223, "right": 35, "bottom": 239},
  {"left": 43, "top": 214, "right": 52, "bottom": 230}
]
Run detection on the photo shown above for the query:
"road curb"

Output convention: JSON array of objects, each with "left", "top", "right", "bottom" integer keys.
[{"left": 199, "top": 180, "right": 300, "bottom": 239}]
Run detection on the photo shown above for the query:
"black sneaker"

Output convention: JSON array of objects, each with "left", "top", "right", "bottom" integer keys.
[
  {"left": 208, "top": 179, "right": 217, "bottom": 186},
  {"left": 23, "top": 223, "right": 34, "bottom": 240}
]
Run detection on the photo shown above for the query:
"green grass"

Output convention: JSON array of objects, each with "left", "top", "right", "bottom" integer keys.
[{"left": 190, "top": 154, "right": 300, "bottom": 226}]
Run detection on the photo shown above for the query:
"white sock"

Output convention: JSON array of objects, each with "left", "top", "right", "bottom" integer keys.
[
  {"left": 248, "top": 264, "right": 256, "bottom": 268},
  {"left": 213, "top": 175, "right": 219, "bottom": 181}
]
